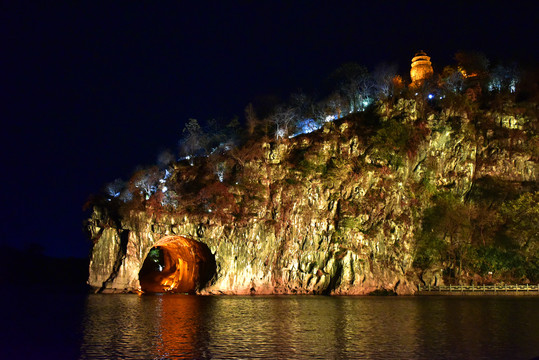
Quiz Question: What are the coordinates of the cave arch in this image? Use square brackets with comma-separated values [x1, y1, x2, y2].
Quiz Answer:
[138, 236, 216, 294]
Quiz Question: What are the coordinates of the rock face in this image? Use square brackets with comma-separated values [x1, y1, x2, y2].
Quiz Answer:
[85, 100, 537, 294]
[138, 236, 216, 293]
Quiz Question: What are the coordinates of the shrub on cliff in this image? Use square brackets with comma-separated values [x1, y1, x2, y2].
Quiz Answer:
[499, 192, 539, 263]
[415, 189, 539, 283]
[370, 115, 430, 168]
[415, 193, 474, 276]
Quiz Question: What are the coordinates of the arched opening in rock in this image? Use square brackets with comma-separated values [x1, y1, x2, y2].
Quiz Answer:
[138, 236, 216, 294]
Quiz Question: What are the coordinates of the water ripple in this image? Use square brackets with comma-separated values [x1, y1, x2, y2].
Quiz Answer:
[78, 295, 539, 360]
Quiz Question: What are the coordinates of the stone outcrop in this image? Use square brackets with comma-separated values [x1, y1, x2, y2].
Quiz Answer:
[85, 100, 537, 294]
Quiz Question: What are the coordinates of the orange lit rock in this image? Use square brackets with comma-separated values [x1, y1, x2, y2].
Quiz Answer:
[138, 236, 216, 293]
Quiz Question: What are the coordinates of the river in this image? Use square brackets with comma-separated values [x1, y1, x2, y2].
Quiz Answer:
[1, 293, 538, 359]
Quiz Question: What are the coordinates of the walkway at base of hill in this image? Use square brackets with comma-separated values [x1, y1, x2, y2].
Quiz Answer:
[417, 283, 539, 295]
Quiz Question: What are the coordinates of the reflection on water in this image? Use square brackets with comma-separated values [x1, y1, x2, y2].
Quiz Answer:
[80, 295, 539, 359]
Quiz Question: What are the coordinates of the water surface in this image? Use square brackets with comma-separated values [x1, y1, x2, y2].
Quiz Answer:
[81, 295, 538, 359]
[2, 294, 538, 359]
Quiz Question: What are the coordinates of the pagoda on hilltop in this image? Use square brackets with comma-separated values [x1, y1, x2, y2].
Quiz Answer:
[410, 50, 433, 87]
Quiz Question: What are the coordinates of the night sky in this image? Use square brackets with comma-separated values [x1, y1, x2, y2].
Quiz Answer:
[2, 2, 537, 258]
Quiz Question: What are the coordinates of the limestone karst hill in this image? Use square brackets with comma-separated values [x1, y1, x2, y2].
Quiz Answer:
[85, 97, 538, 294]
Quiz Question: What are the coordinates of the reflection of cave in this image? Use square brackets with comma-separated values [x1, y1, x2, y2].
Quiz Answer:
[138, 236, 216, 294]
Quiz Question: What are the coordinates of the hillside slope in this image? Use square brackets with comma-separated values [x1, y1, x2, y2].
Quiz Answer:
[85, 98, 538, 294]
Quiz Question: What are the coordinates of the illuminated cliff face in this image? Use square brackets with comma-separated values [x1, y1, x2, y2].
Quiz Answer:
[138, 236, 216, 293]
[410, 51, 433, 86]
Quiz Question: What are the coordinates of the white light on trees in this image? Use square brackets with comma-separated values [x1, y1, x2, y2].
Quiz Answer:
[270, 105, 296, 140]
[105, 178, 124, 198]
[215, 162, 226, 182]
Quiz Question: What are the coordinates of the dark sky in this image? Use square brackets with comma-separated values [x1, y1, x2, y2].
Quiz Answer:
[1, 1, 537, 258]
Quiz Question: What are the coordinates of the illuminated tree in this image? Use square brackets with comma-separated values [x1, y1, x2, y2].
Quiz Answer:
[372, 63, 398, 98]
[287, 92, 318, 135]
[160, 189, 178, 209]
[330, 63, 373, 113]
[119, 189, 133, 203]
[392, 75, 405, 95]
[499, 192, 539, 261]
[323, 92, 345, 120]
[130, 167, 161, 200]
[179, 118, 208, 163]
[289, 91, 309, 118]
[416, 193, 474, 279]
[105, 178, 125, 199]
[441, 66, 465, 93]
[269, 105, 297, 140]
[214, 162, 226, 182]
[290, 91, 326, 130]
[489, 63, 519, 93]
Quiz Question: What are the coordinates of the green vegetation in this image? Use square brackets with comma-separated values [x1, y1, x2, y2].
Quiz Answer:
[146, 248, 163, 266]
[415, 191, 539, 283]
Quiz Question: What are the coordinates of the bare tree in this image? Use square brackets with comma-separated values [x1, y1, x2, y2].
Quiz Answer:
[270, 105, 297, 140]
[323, 92, 345, 120]
[489, 63, 519, 93]
[372, 63, 398, 98]
[356, 74, 376, 110]
[105, 178, 125, 199]
[179, 118, 208, 163]
[131, 167, 161, 200]
[442, 66, 465, 93]
[335, 65, 374, 113]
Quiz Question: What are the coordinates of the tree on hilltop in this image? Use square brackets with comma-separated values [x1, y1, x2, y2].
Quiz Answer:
[269, 105, 297, 140]
[330, 63, 374, 113]
[455, 51, 490, 78]
[179, 118, 208, 163]
[372, 63, 398, 98]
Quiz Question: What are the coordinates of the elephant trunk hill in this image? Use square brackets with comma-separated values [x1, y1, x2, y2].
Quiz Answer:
[85, 98, 538, 294]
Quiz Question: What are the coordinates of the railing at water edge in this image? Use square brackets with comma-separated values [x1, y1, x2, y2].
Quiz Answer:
[418, 283, 539, 293]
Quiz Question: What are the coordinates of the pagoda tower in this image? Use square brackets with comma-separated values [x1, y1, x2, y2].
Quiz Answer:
[410, 50, 433, 87]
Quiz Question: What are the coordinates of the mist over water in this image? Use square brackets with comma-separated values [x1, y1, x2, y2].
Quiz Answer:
[76, 295, 538, 359]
